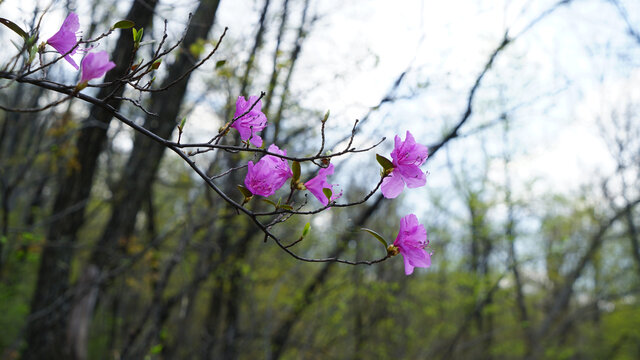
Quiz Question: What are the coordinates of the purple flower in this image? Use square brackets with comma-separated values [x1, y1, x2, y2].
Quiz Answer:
[305, 164, 342, 206]
[232, 95, 268, 147]
[80, 51, 116, 83]
[47, 12, 81, 69]
[393, 214, 430, 275]
[245, 144, 293, 197]
[381, 131, 429, 199]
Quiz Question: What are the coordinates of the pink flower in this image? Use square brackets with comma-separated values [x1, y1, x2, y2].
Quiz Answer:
[245, 144, 293, 197]
[381, 130, 429, 199]
[47, 12, 81, 69]
[394, 214, 430, 275]
[80, 51, 116, 83]
[305, 164, 342, 206]
[232, 95, 268, 147]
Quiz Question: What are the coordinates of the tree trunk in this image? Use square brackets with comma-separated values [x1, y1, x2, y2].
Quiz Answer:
[66, 0, 221, 358]
[22, 2, 159, 358]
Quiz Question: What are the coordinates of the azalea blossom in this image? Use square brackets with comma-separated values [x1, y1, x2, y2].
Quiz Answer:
[245, 144, 293, 197]
[47, 12, 81, 69]
[305, 164, 342, 206]
[232, 95, 268, 147]
[80, 51, 116, 84]
[381, 130, 429, 199]
[393, 214, 430, 275]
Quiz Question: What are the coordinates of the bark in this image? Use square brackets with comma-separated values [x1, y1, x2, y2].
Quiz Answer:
[201, 226, 253, 359]
[202, 275, 226, 359]
[625, 205, 640, 275]
[0, 85, 45, 269]
[119, 219, 193, 360]
[220, 237, 252, 359]
[91, 0, 221, 270]
[22, 2, 159, 359]
[353, 240, 365, 360]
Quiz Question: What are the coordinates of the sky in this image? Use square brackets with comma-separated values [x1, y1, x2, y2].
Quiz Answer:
[1, 0, 638, 200]
[286, 0, 638, 194]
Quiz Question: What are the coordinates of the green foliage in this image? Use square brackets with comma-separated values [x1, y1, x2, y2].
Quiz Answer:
[322, 187, 332, 202]
[291, 161, 301, 182]
[0, 17, 27, 39]
[376, 154, 394, 175]
[132, 27, 143, 48]
[189, 38, 206, 58]
[360, 227, 388, 247]
[302, 222, 311, 238]
[112, 20, 135, 30]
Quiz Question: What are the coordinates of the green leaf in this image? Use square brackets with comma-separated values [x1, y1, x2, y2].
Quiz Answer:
[237, 184, 253, 199]
[150, 344, 163, 355]
[376, 154, 394, 172]
[179, 117, 186, 130]
[360, 228, 388, 247]
[132, 27, 144, 46]
[215, 60, 226, 69]
[151, 60, 161, 70]
[27, 34, 37, 47]
[278, 204, 293, 211]
[22, 232, 35, 242]
[292, 161, 301, 182]
[322, 188, 332, 202]
[262, 198, 277, 207]
[28, 44, 37, 63]
[0, 17, 28, 39]
[112, 20, 135, 29]
[189, 42, 205, 57]
[302, 222, 311, 238]
[322, 109, 330, 123]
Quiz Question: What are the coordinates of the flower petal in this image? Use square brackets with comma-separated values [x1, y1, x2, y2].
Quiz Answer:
[396, 164, 426, 188]
[394, 214, 430, 275]
[400, 213, 420, 231]
[61, 12, 80, 32]
[403, 255, 415, 275]
[305, 164, 338, 206]
[47, 13, 81, 69]
[232, 95, 268, 146]
[246, 95, 263, 112]
[409, 249, 431, 268]
[381, 173, 405, 199]
[249, 134, 263, 147]
[234, 96, 249, 117]
[80, 51, 115, 83]
[244, 145, 292, 197]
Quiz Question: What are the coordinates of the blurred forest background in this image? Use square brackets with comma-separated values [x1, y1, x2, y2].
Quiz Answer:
[1, 0, 640, 359]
